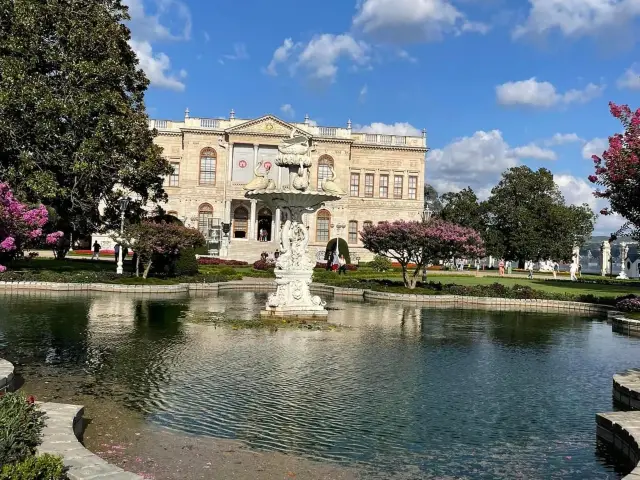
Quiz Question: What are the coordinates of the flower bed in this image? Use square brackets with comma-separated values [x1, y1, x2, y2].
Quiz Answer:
[313, 262, 358, 271]
[197, 257, 248, 266]
[0, 392, 66, 478]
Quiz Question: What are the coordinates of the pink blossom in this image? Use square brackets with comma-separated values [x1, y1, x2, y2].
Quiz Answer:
[46, 231, 63, 244]
[587, 175, 598, 183]
[0, 265, 6, 273]
[0, 237, 16, 251]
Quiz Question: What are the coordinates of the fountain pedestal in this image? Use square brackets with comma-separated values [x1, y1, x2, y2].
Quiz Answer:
[245, 192, 339, 318]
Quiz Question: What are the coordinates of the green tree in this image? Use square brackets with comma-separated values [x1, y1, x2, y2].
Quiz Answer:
[439, 187, 485, 232]
[0, 0, 171, 236]
[485, 166, 595, 266]
[423, 184, 443, 215]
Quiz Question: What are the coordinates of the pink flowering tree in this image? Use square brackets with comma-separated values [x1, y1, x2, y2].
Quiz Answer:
[589, 102, 640, 232]
[0, 182, 63, 272]
[360, 220, 485, 289]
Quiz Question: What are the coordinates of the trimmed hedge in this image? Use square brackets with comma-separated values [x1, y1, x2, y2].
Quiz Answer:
[0, 453, 66, 480]
[0, 393, 45, 466]
[174, 248, 199, 276]
[198, 258, 248, 266]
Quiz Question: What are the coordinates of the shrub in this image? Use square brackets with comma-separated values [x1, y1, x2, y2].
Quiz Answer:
[0, 393, 46, 465]
[218, 267, 237, 276]
[197, 258, 248, 266]
[174, 248, 198, 276]
[617, 296, 640, 313]
[194, 245, 209, 255]
[252, 259, 274, 271]
[369, 255, 392, 272]
[0, 453, 66, 480]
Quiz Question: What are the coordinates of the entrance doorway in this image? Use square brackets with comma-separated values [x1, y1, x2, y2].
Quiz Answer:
[257, 207, 272, 241]
[233, 206, 249, 239]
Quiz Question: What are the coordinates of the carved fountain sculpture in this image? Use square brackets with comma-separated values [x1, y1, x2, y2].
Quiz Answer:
[244, 128, 343, 318]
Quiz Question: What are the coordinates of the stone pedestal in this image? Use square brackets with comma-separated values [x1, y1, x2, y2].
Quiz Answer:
[261, 270, 327, 318]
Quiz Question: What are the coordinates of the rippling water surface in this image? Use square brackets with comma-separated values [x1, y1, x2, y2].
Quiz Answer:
[0, 290, 637, 478]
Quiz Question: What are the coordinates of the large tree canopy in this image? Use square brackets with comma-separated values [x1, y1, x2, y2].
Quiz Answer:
[423, 184, 443, 216]
[485, 166, 595, 263]
[0, 0, 171, 235]
[589, 102, 640, 235]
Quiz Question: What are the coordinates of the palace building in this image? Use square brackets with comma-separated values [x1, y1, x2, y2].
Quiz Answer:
[148, 109, 427, 262]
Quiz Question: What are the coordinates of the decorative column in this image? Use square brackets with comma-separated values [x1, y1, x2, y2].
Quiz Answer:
[618, 242, 629, 279]
[249, 200, 257, 241]
[227, 143, 234, 181]
[601, 241, 611, 277]
[224, 200, 231, 223]
[275, 208, 281, 245]
[253, 144, 259, 170]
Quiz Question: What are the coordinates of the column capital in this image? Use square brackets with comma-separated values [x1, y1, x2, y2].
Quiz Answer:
[253, 143, 260, 149]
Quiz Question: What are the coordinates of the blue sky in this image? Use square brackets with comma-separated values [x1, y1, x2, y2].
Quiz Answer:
[125, 0, 640, 234]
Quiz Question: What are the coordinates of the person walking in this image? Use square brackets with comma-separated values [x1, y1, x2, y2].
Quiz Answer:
[91, 241, 101, 260]
[577, 263, 582, 279]
[506, 260, 512, 275]
[338, 254, 347, 275]
[552, 261, 559, 279]
[527, 262, 534, 280]
[332, 250, 339, 272]
[499, 259, 505, 276]
[114, 243, 120, 262]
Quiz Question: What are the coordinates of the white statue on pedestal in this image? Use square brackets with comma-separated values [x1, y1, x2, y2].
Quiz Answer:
[618, 242, 629, 279]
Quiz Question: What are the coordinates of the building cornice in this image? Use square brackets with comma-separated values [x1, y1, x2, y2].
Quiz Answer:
[352, 143, 428, 153]
[156, 131, 182, 137]
[312, 137, 354, 144]
[180, 128, 224, 136]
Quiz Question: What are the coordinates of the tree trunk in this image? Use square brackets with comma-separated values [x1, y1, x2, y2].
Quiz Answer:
[401, 265, 418, 289]
[143, 261, 152, 279]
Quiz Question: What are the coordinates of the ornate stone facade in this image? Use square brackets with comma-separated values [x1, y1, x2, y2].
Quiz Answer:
[151, 111, 427, 262]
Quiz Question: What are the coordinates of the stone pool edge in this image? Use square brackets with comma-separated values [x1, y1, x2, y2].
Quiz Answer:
[596, 312, 640, 479]
[0, 279, 612, 314]
[0, 357, 14, 392]
[37, 402, 143, 479]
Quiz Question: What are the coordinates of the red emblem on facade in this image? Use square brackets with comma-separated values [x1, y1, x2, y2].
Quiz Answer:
[264, 161, 272, 170]
[238, 160, 247, 168]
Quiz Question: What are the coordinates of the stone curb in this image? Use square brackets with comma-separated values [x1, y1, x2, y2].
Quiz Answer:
[0, 279, 612, 313]
[0, 358, 14, 392]
[596, 411, 640, 479]
[37, 402, 142, 480]
[610, 311, 640, 338]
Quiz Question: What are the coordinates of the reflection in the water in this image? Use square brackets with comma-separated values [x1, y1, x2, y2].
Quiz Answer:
[0, 290, 635, 479]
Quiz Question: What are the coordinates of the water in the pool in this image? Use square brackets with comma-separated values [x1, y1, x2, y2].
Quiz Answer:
[0, 290, 636, 478]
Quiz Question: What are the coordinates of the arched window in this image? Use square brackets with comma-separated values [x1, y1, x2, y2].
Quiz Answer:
[348, 220, 358, 244]
[317, 155, 334, 190]
[363, 221, 373, 229]
[198, 203, 213, 232]
[316, 209, 331, 242]
[199, 147, 217, 185]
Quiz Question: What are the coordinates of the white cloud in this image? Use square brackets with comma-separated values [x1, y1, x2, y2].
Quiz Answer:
[617, 64, 640, 90]
[223, 43, 249, 61]
[554, 174, 624, 234]
[124, 0, 192, 41]
[354, 122, 422, 136]
[496, 77, 604, 108]
[511, 143, 557, 160]
[123, 0, 190, 91]
[280, 104, 295, 118]
[544, 133, 583, 145]
[294, 34, 370, 82]
[427, 130, 519, 196]
[129, 39, 185, 91]
[359, 84, 368, 102]
[513, 0, 640, 39]
[398, 49, 418, 63]
[582, 137, 608, 159]
[265, 38, 296, 76]
[352, 0, 489, 42]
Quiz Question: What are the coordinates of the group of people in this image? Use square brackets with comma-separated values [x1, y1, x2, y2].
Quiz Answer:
[92, 241, 131, 262]
[495, 258, 582, 280]
[326, 251, 348, 274]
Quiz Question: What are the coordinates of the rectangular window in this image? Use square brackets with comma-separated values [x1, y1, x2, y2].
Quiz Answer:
[317, 218, 330, 242]
[200, 156, 216, 185]
[348, 221, 358, 244]
[408, 176, 417, 200]
[379, 175, 389, 198]
[364, 174, 374, 198]
[350, 173, 360, 197]
[168, 162, 180, 187]
[394, 175, 403, 199]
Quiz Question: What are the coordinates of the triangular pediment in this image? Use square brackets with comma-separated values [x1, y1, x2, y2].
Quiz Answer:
[225, 115, 311, 137]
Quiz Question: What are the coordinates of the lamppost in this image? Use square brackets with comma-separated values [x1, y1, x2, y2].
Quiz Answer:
[608, 232, 616, 279]
[116, 197, 130, 275]
[421, 204, 432, 282]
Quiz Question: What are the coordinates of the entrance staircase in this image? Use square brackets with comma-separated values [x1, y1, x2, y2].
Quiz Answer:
[227, 240, 278, 263]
